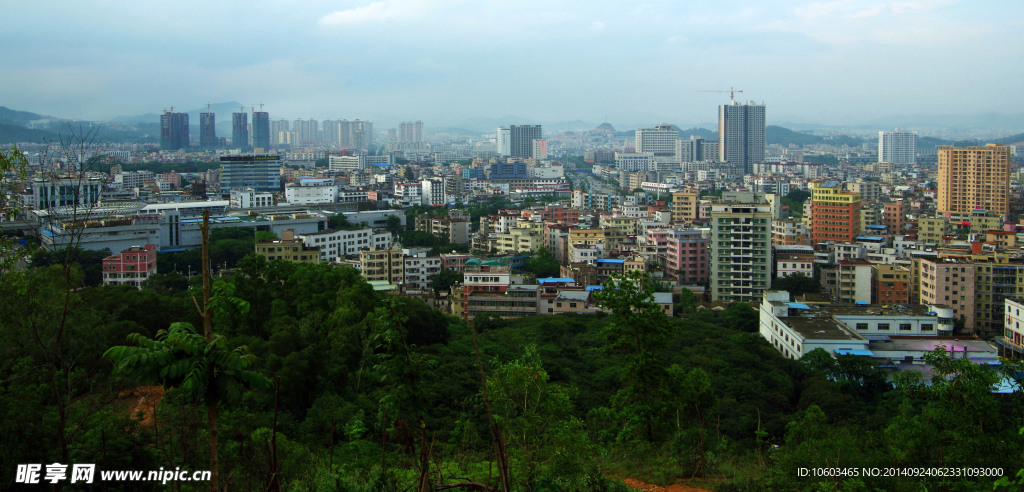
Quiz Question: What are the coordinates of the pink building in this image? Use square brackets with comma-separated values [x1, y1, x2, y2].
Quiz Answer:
[664, 230, 708, 284]
[102, 244, 157, 289]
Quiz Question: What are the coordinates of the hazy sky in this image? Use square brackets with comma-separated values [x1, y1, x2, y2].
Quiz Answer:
[3, 0, 1022, 128]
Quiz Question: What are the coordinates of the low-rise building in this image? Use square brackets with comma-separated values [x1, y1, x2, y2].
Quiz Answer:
[255, 230, 321, 264]
[102, 244, 157, 289]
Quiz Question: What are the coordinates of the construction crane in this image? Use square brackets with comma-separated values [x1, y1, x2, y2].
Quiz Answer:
[699, 87, 743, 103]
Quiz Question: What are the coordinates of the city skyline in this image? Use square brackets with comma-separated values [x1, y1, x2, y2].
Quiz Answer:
[2, 1, 1022, 129]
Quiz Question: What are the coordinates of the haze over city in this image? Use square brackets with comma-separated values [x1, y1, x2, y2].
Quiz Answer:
[3, 0, 1023, 129]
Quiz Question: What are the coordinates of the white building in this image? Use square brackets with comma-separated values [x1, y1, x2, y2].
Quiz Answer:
[421, 178, 446, 206]
[229, 188, 274, 209]
[299, 228, 393, 262]
[329, 155, 366, 172]
[285, 178, 338, 204]
[635, 124, 679, 162]
[878, 129, 918, 165]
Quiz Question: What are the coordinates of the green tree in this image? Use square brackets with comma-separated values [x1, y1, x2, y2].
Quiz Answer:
[524, 246, 561, 279]
[430, 269, 464, 296]
[106, 212, 271, 492]
[771, 273, 819, 297]
[592, 270, 673, 442]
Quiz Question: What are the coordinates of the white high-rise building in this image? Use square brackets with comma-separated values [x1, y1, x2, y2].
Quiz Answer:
[635, 123, 679, 163]
[718, 101, 766, 174]
[496, 126, 511, 156]
[399, 121, 424, 143]
[878, 129, 918, 165]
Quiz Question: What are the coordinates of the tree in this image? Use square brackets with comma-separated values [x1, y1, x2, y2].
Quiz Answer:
[592, 270, 673, 442]
[430, 269, 464, 296]
[106, 212, 271, 492]
[524, 246, 560, 279]
[771, 273, 819, 297]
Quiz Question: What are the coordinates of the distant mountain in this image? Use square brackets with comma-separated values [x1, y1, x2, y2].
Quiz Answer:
[767, 125, 827, 146]
[677, 127, 715, 139]
[0, 106, 52, 126]
[992, 132, 1024, 145]
[0, 123, 58, 144]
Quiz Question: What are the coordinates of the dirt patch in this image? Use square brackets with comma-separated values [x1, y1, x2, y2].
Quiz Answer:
[120, 385, 164, 428]
[623, 477, 713, 492]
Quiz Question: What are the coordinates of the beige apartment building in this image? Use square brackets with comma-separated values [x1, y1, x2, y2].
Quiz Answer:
[937, 144, 1010, 218]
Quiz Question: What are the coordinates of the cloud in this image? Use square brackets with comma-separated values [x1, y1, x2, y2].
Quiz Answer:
[318, 0, 424, 26]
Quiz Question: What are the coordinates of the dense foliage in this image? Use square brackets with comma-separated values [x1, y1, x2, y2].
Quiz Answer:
[0, 249, 1022, 490]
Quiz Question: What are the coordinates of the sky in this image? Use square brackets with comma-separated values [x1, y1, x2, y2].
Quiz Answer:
[3, 0, 1023, 130]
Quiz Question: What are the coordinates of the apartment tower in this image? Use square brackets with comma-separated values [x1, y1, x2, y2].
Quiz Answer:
[937, 144, 1011, 218]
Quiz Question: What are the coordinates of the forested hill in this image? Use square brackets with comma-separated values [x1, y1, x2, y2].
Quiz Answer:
[0, 248, 1022, 490]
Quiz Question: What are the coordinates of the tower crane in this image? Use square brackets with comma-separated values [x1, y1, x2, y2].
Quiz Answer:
[698, 87, 744, 103]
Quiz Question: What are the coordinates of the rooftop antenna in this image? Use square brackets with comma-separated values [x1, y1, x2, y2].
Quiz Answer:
[698, 86, 744, 103]
[206, 103, 211, 112]
[258, 102, 264, 111]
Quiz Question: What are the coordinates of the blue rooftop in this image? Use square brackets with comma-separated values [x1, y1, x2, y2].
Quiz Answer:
[856, 236, 885, 241]
[835, 349, 874, 356]
[597, 258, 625, 264]
[537, 277, 574, 284]
[586, 285, 604, 291]
[866, 225, 887, 229]
[786, 302, 811, 309]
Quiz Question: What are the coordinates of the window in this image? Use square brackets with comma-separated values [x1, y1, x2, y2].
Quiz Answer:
[922, 324, 934, 331]
[856, 323, 868, 330]
[878, 323, 890, 331]
[899, 323, 912, 331]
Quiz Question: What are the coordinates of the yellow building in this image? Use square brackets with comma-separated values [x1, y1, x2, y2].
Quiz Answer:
[255, 230, 320, 264]
[937, 144, 1011, 218]
[671, 190, 700, 225]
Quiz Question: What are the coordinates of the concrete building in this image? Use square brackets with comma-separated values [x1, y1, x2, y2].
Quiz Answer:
[229, 188, 274, 209]
[1001, 299, 1024, 358]
[718, 100, 766, 174]
[101, 244, 157, 288]
[919, 258, 976, 334]
[710, 198, 773, 303]
[635, 124, 679, 162]
[255, 230, 321, 264]
[810, 180, 862, 245]
[299, 228, 393, 262]
[878, 129, 918, 165]
[160, 111, 189, 151]
[232, 112, 249, 149]
[285, 178, 338, 204]
[937, 144, 1011, 218]
[219, 154, 281, 194]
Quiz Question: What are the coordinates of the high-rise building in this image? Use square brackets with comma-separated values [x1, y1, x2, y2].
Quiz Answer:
[252, 111, 270, 151]
[678, 135, 714, 163]
[160, 111, 189, 151]
[219, 154, 282, 194]
[399, 120, 423, 143]
[271, 119, 290, 145]
[509, 125, 542, 159]
[810, 180, 862, 245]
[322, 120, 340, 145]
[232, 112, 249, 149]
[634, 124, 675, 161]
[718, 101, 766, 173]
[878, 129, 918, 165]
[710, 197, 773, 303]
[937, 144, 1011, 218]
[199, 112, 216, 148]
[293, 119, 319, 145]
[350, 119, 373, 150]
[635, 124, 678, 161]
[496, 126, 511, 156]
